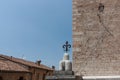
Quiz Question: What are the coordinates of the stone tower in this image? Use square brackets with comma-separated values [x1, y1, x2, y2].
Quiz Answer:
[73, 0, 120, 76]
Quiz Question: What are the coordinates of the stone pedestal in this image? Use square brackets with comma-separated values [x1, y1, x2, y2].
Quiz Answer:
[45, 71, 75, 80]
[59, 53, 72, 71]
[46, 52, 74, 80]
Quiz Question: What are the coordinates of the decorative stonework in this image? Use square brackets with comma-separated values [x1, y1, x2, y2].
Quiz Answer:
[73, 0, 120, 76]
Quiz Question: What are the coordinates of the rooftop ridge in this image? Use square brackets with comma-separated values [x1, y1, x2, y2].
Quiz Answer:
[0, 54, 53, 71]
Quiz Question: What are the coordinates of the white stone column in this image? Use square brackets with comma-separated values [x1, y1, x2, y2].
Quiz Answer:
[63, 53, 69, 60]
[59, 52, 72, 71]
[59, 60, 65, 71]
[65, 60, 72, 71]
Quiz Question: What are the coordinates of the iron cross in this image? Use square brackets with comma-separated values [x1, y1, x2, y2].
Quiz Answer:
[63, 41, 71, 52]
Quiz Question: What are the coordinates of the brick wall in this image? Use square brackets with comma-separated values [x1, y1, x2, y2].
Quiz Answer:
[0, 72, 31, 80]
[73, 0, 120, 76]
[0, 69, 53, 80]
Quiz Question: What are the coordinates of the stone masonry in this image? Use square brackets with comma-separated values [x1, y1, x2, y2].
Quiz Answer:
[73, 0, 120, 76]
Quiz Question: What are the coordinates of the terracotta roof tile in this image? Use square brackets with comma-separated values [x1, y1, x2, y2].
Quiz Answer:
[0, 59, 29, 72]
[0, 54, 53, 71]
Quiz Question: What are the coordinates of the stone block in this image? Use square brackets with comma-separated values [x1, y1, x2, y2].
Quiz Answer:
[73, 0, 120, 76]
[53, 71, 74, 76]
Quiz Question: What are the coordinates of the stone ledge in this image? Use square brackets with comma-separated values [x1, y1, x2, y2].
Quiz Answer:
[53, 71, 74, 76]
[46, 75, 120, 80]
[46, 75, 75, 80]
[83, 76, 120, 80]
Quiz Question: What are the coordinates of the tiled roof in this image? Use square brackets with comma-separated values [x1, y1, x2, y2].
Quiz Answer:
[0, 58, 29, 72]
[0, 54, 53, 72]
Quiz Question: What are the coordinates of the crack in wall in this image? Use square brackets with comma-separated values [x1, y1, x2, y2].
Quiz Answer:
[97, 13, 114, 37]
[77, 4, 115, 74]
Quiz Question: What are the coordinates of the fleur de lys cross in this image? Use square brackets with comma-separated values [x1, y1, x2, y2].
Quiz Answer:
[63, 41, 71, 53]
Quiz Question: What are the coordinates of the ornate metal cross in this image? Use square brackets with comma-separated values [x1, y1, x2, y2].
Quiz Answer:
[63, 41, 71, 52]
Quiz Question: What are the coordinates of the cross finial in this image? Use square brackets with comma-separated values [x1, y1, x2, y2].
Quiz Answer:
[62, 41, 71, 53]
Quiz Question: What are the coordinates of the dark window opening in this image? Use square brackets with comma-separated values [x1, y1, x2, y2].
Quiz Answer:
[98, 3, 104, 12]
[0, 76, 3, 80]
[19, 77, 24, 80]
[42, 74, 45, 80]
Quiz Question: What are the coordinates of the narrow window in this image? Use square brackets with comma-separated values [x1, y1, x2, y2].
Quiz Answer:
[0, 76, 3, 80]
[19, 77, 24, 80]
[98, 3, 104, 12]
[42, 74, 45, 80]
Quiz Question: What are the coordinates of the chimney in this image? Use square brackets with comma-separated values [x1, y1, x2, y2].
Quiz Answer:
[36, 60, 41, 66]
[52, 66, 55, 70]
[11, 56, 13, 59]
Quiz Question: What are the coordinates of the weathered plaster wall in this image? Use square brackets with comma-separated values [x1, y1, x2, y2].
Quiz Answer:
[73, 0, 120, 76]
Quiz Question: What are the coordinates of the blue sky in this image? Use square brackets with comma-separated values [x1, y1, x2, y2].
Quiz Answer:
[0, 0, 72, 69]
